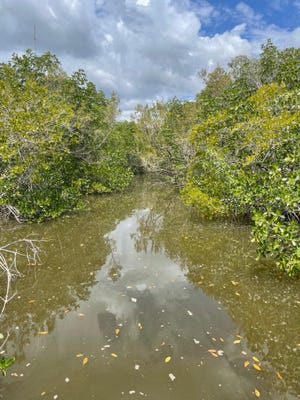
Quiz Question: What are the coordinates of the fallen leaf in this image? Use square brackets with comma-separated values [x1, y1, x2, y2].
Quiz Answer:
[233, 340, 241, 344]
[65, 377, 70, 383]
[235, 292, 240, 296]
[252, 356, 260, 362]
[164, 356, 171, 363]
[219, 337, 224, 342]
[193, 338, 200, 344]
[241, 351, 247, 355]
[187, 310, 193, 316]
[28, 300, 36, 303]
[276, 371, 283, 380]
[253, 363, 261, 371]
[231, 281, 239, 286]
[41, 392, 46, 396]
[82, 357, 88, 366]
[76, 354, 84, 358]
[244, 361, 250, 368]
[208, 349, 217, 353]
[254, 388, 260, 397]
[210, 352, 218, 357]
[138, 323, 143, 330]
[168, 373, 176, 381]
[134, 364, 140, 370]
[38, 331, 48, 335]
[217, 350, 224, 356]
[115, 328, 120, 335]
[78, 313, 85, 317]
[111, 353, 118, 358]
[131, 297, 137, 303]
[236, 335, 243, 339]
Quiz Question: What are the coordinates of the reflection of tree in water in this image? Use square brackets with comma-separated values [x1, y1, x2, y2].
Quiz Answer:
[129, 179, 300, 397]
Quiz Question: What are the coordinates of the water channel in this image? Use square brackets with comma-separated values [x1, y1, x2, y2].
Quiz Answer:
[0, 176, 299, 399]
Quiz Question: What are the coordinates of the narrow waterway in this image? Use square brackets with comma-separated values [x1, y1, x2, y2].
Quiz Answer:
[0, 176, 299, 400]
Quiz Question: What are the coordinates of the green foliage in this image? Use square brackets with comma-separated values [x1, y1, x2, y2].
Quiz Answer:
[0, 356, 15, 376]
[0, 50, 139, 221]
[184, 41, 300, 275]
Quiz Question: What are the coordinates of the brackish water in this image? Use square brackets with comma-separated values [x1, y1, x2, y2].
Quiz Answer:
[0, 176, 299, 400]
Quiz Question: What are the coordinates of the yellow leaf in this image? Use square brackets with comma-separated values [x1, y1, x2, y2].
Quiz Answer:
[233, 340, 241, 344]
[76, 354, 84, 358]
[235, 292, 240, 296]
[111, 353, 118, 358]
[210, 352, 218, 358]
[78, 313, 85, 317]
[236, 335, 243, 339]
[219, 337, 224, 342]
[164, 356, 171, 363]
[253, 364, 261, 371]
[38, 331, 48, 335]
[244, 361, 250, 367]
[115, 328, 120, 335]
[28, 300, 36, 303]
[254, 388, 260, 397]
[82, 357, 88, 366]
[241, 351, 247, 355]
[252, 356, 260, 362]
[276, 371, 283, 380]
[208, 349, 217, 353]
[138, 323, 143, 330]
[231, 281, 239, 286]
[41, 392, 46, 396]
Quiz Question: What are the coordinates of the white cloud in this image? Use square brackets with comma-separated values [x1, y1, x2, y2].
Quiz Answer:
[0, 0, 299, 118]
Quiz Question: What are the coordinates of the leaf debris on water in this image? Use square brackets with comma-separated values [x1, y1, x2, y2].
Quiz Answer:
[76, 354, 84, 358]
[233, 339, 241, 344]
[244, 361, 250, 368]
[38, 331, 48, 335]
[164, 356, 171, 363]
[134, 364, 140, 370]
[253, 363, 261, 371]
[187, 310, 193, 316]
[276, 371, 283, 380]
[131, 297, 137, 303]
[111, 353, 118, 358]
[193, 338, 200, 344]
[168, 373, 176, 381]
[254, 388, 261, 397]
[82, 357, 88, 366]
[115, 328, 120, 335]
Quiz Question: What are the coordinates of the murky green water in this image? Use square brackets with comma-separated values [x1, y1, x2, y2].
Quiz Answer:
[0, 176, 299, 400]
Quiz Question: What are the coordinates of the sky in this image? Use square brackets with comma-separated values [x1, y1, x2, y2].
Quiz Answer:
[0, 0, 299, 118]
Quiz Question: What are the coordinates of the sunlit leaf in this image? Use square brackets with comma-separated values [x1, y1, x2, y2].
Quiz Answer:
[28, 300, 36, 303]
[244, 361, 250, 367]
[38, 331, 48, 335]
[76, 354, 84, 358]
[187, 310, 193, 316]
[253, 363, 261, 371]
[193, 338, 200, 344]
[138, 323, 143, 330]
[168, 373, 176, 381]
[233, 340, 241, 344]
[134, 364, 140, 370]
[252, 356, 260, 362]
[276, 371, 283, 380]
[82, 357, 88, 366]
[164, 356, 171, 363]
[111, 353, 118, 358]
[40, 392, 46, 396]
[219, 337, 224, 342]
[78, 313, 85, 317]
[115, 328, 120, 335]
[131, 297, 137, 303]
[217, 350, 224, 356]
[208, 349, 217, 353]
[231, 281, 239, 286]
[254, 388, 260, 397]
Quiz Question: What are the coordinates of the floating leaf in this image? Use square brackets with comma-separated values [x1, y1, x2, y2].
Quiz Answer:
[244, 361, 250, 368]
[231, 281, 239, 286]
[82, 357, 88, 366]
[38, 331, 48, 335]
[187, 310, 193, 316]
[253, 363, 261, 371]
[217, 350, 224, 356]
[76, 354, 83, 358]
[252, 356, 260, 362]
[193, 338, 200, 344]
[138, 323, 143, 330]
[78, 313, 85, 317]
[254, 388, 260, 397]
[41, 392, 46, 396]
[168, 373, 176, 381]
[208, 349, 217, 353]
[134, 364, 140, 370]
[65, 377, 70, 383]
[219, 337, 224, 342]
[111, 353, 118, 358]
[164, 356, 171, 363]
[131, 297, 137, 303]
[241, 351, 247, 355]
[115, 328, 120, 335]
[233, 340, 241, 344]
[0, 334, 4, 340]
[28, 300, 36, 303]
[276, 371, 283, 380]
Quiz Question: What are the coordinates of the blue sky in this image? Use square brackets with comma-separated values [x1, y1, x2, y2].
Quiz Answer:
[0, 0, 299, 118]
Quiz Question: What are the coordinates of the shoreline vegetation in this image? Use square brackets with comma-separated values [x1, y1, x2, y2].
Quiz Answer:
[0, 40, 299, 277]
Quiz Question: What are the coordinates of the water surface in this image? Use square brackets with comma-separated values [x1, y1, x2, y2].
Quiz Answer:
[0, 176, 299, 399]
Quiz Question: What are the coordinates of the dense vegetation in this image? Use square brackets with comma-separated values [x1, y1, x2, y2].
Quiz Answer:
[0, 41, 299, 274]
[0, 50, 140, 221]
[135, 41, 300, 275]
